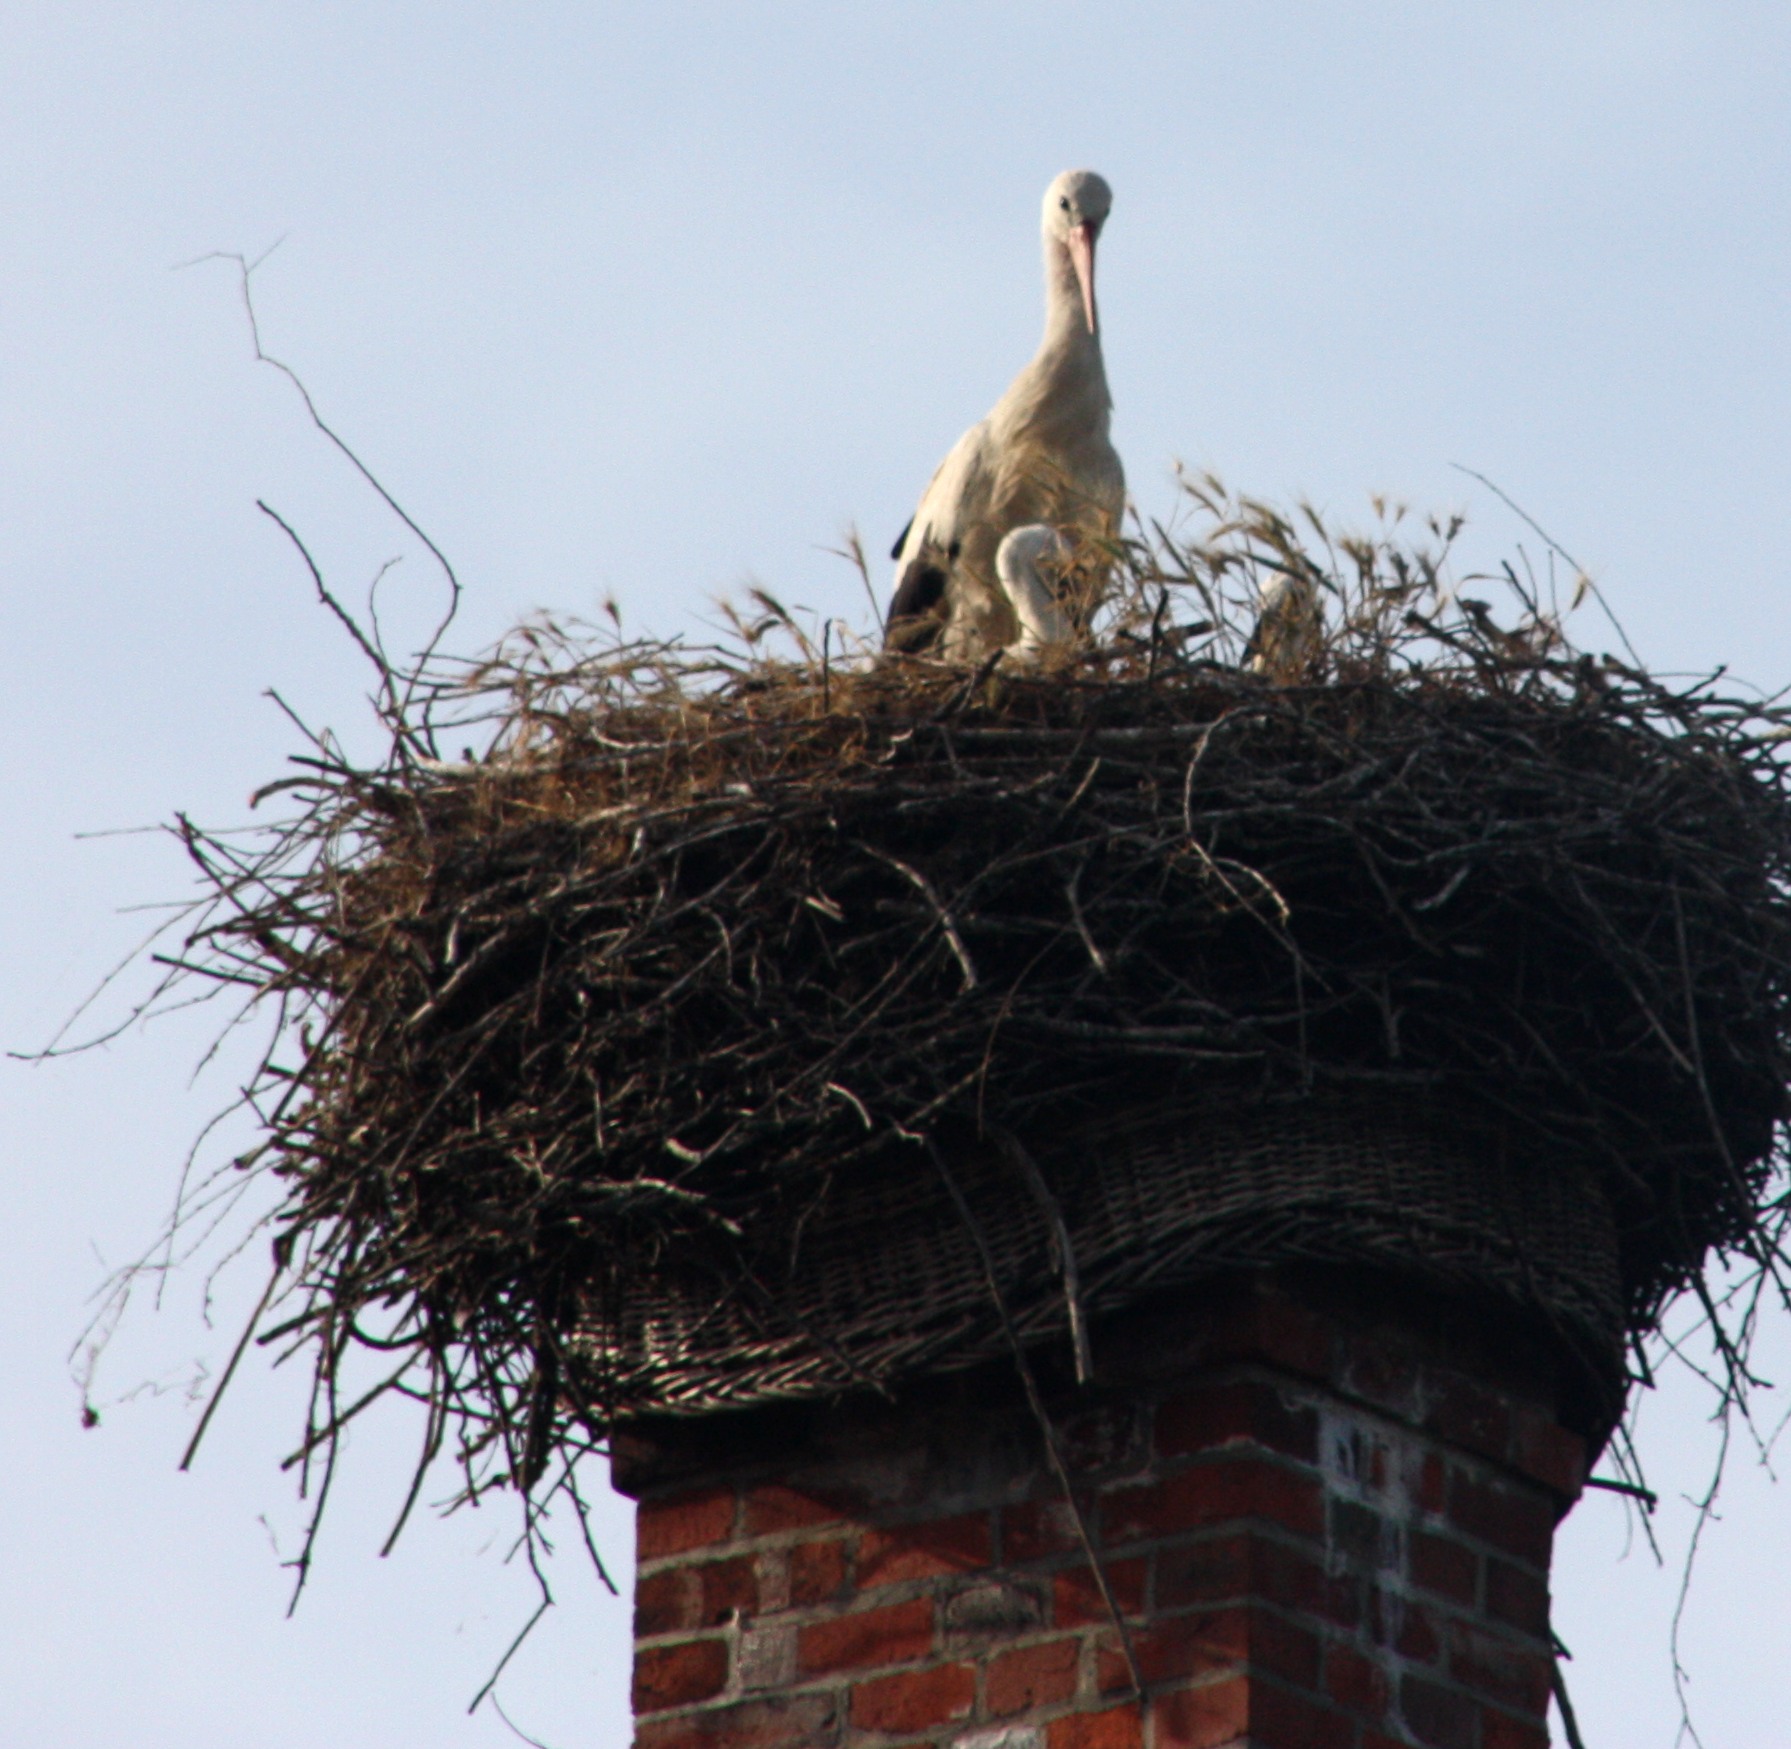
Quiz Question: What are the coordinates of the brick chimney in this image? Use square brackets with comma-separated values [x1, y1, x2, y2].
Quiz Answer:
[612, 1270, 1589, 1749]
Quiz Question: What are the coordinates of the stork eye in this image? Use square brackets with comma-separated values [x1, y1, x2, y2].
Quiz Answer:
[1058, 196, 1071, 211]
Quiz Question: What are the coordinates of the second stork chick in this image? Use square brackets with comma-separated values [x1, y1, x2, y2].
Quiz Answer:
[995, 524, 1074, 661]
[1244, 572, 1325, 683]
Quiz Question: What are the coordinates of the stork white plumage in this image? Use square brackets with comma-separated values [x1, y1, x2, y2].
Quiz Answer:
[1245, 572, 1324, 683]
[884, 171, 1125, 658]
[994, 524, 1073, 660]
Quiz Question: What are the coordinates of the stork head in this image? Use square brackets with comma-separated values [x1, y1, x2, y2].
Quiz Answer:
[1042, 170, 1112, 335]
[998, 523, 1073, 586]
[997, 524, 1076, 656]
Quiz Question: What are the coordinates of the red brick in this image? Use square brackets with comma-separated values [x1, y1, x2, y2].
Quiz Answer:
[788, 1536, 847, 1606]
[1150, 1676, 1250, 1748]
[1400, 1673, 1478, 1749]
[1230, 1285, 1334, 1379]
[1482, 1705, 1551, 1749]
[1153, 1530, 1356, 1628]
[1099, 1610, 1247, 1692]
[1447, 1622, 1551, 1716]
[632, 1637, 728, 1713]
[1251, 1610, 1323, 1688]
[1341, 1344, 1421, 1420]
[1004, 1496, 1081, 1562]
[849, 1662, 976, 1732]
[1409, 1529, 1478, 1606]
[742, 1483, 847, 1537]
[988, 1636, 1082, 1715]
[1250, 1682, 1355, 1748]
[938, 1574, 1047, 1640]
[1364, 1435, 1392, 1492]
[634, 1695, 836, 1749]
[1255, 1535, 1360, 1629]
[697, 1556, 757, 1626]
[1061, 1403, 1146, 1473]
[797, 1596, 933, 1675]
[1102, 1457, 1324, 1546]
[1157, 1378, 1319, 1464]
[635, 1566, 699, 1637]
[857, 1513, 991, 1589]
[1099, 1607, 1320, 1695]
[639, 1487, 735, 1561]
[1447, 1470, 1553, 1568]
[1416, 1451, 1447, 1514]
[1048, 1702, 1145, 1749]
[1423, 1372, 1512, 1464]
[1484, 1557, 1549, 1636]
[625, 1298, 1577, 1749]
[1509, 1406, 1586, 1499]
[1325, 1642, 1391, 1715]
[1053, 1558, 1147, 1628]
[1396, 1600, 1442, 1665]
[1154, 1531, 1251, 1608]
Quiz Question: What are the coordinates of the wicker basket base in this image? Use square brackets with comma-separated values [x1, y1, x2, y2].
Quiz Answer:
[575, 1093, 1623, 1419]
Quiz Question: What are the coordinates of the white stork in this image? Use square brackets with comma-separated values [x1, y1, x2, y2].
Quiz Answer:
[884, 170, 1125, 658]
[1244, 572, 1324, 682]
[995, 524, 1074, 660]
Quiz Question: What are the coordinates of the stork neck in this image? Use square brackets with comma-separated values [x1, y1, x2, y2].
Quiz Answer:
[1013, 248, 1103, 446]
[1039, 234, 1103, 366]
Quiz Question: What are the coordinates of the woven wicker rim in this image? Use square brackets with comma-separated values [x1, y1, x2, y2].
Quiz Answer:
[575, 1092, 1622, 1418]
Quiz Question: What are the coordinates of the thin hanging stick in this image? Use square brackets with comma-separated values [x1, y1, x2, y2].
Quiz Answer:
[179, 1262, 282, 1471]
[925, 1135, 1145, 1705]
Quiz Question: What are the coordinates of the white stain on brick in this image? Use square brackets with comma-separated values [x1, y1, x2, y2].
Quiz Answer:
[1315, 1397, 1431, 1742]
[1319, 1402, 1414, 1506]
[952, 1727, 1044, 1749]
[753, 1547, 792, 1614]
[734, 1623, 796, 1691]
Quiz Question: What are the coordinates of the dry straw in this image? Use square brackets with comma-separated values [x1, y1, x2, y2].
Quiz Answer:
[90, 474, 1791, 1581]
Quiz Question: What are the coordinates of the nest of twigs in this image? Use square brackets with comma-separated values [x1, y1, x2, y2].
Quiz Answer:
[137, 479, 1791, 1519]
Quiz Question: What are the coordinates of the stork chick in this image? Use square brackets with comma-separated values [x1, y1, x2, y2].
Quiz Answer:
[995, 524, 1073, 661]
[885, 170, 1125, 659]
[1244, 572, 1324, 683]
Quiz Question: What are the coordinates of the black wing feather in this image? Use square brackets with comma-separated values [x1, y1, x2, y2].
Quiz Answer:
[883, 555, 949, 653]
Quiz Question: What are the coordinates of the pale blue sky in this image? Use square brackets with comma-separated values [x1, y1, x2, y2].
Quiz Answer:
[6, 6, 1791, 1744]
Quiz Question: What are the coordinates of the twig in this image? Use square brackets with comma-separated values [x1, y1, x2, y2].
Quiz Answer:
[989, 1123, 1093, 1386]
[191, 248, 464, 672]
[1551, 1633, 1590, 1749]
[1669, 1404, 1731, 1749]
[179, 1262, 282, 1472]
[925, 1136, 1145, 1706]
[861, 845, 979, 991]
[1582, 1475, 1659, 1510]
[1450, 462, 1642, 669]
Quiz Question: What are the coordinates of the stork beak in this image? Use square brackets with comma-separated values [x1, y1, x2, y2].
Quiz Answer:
[1068, 222, 1098, 334]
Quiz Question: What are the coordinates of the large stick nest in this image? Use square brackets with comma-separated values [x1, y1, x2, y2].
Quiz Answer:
[150, 482, 1791, 1506]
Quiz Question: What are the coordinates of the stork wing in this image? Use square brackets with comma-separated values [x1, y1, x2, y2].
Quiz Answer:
[892, 420, 994, 571]
[884, 420, 999, 652]
[883, 553, 949, 652]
